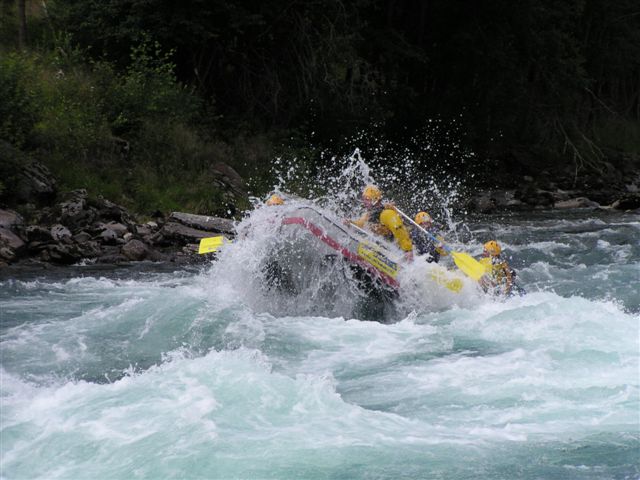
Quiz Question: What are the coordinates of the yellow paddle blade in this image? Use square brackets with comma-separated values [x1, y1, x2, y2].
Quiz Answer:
[198, 236, 229, 254]
[430, 268, 464, 293]
[451, 251, 486, 281]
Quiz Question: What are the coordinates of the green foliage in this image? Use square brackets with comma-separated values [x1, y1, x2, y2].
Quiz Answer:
[0, 38, 240, 215]
[33, 63, 111, 157]
[0, 141, 27, 202]
[0, 54, 38, 147]
[101, 38, 201, 135]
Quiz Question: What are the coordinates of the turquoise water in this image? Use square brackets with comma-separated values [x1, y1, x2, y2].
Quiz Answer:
[1, 210, 638, 479]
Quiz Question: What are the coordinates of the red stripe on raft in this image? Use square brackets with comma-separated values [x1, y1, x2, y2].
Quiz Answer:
[282, 217, 400, 289]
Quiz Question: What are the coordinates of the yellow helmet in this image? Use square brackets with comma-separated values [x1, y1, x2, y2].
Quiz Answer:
[362, 185, 382, 203]
[414, 211, 432, 225]
[483, 240, 502, 256]
[266, 194, 284, 206]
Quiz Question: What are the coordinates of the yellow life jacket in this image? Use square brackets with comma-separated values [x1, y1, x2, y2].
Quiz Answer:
[350, 205, 412, 252]
[479, 257, 512, 293]
[379, 208, 413, 252]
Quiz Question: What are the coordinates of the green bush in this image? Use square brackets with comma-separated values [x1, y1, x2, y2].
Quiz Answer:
[0, 54, 38, 147]
[97, 39, 202, 136]
[0, 39, 276, 216]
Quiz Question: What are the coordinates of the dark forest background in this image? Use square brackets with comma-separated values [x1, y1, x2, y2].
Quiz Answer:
[1, 0, 639, 215]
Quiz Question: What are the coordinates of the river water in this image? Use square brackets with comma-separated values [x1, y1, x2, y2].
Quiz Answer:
[1, 208, 638, 479]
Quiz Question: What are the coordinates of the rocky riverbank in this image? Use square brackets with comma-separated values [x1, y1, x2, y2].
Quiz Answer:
[465, 149, 640, 214]
[0, 189, 236, 268]
[0, 159, 242, 268]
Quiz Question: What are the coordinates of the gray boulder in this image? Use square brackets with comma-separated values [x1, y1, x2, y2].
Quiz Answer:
[0, 209, 24, 229]
[99, 229, 118, 244]
[158, 221, 217, 244]
[72, 231, 92, 243]
[59, 189, 94, 228]
[24, 225, 53, 243]
[610, 193, 640, 211]
[211, 162, 248, 200]
[0, 246, 16, 262]
[51, 224, 72, 242]
[14, 162, 57, 205]
[90, 196, 135, 225]
[168, 212, 234, 234]
[106, 222, 128, 236]
[468, 192, 496, 213]
[554, 197, 600, 209]
[39, 244, 83, 264]
[121, 239, 149, 261]
[0, 226, 25, 251]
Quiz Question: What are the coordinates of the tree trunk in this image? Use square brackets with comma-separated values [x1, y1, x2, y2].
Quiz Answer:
[18, 0, 27, 49]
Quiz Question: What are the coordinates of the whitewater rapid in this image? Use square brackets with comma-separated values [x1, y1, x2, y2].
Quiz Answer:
[1, 210, 638, 479]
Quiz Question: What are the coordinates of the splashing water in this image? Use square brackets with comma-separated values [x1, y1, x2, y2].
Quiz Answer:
[1, 154, 638, 479]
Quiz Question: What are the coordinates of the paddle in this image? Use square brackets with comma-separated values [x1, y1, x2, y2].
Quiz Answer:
[198, 236, 230, 254]
[394, 207, 486, 281]
[430, 267, 464, 293]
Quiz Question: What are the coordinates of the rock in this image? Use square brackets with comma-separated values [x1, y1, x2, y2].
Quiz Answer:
[72, 231, 92, 244]
[121, 239, 149, 261]
[24, 225, 53, 243]
[551, 189, 578, 202]
[554, 197, 600, 209]
[211, 162, 248, 200]
[489, 190, 519, 209]
[168, 212, 235, 234]
[27, 241, 51, 254]
[14, 162, 57, 205]
[158, 221, 215, 244]
[468, 192, 495, 213]
[39, 244, 82, 264]
[99, 229, 118, 244]
[136, 225, 152, 236]
[183, 243, 199, 254]
[76, 241, 101, 259]
[0, 226, 25, 251]
[102, 222, 128, 237]
[610, 193, 640, 211]
[0, 247, 16, 261]
[91, 196, 135, 224]
[0, 209, 24, 229]
[50, 224, 72, 242]
[123, 232, 134, 242]
[522, 189, 555, 207]
[59, 189, 89, 228]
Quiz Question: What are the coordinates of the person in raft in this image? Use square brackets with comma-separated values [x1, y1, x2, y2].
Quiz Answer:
[410, 211, 447, 264]
[478, 240, 518, 296]
[266, 194, 284, 206]
[347, 184, 413, 259]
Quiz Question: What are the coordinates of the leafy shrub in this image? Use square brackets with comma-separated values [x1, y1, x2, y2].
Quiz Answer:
[0, 54, 37, 147]
[98, 38, 202, 135]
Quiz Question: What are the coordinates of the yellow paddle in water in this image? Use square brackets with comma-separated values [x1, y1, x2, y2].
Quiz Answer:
[430, 267, 464, 292]
[198, 236, 230, 254]
[395, 208, 486, 281]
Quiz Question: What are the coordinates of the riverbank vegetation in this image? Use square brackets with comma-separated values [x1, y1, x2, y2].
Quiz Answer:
[1, 0, 638, 215]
